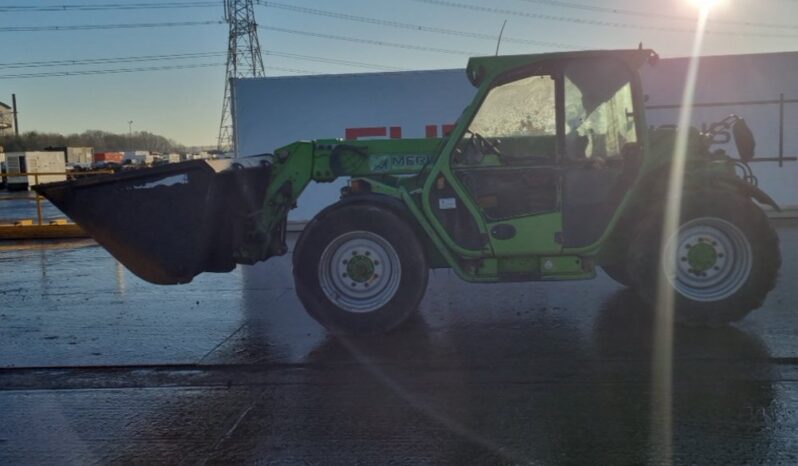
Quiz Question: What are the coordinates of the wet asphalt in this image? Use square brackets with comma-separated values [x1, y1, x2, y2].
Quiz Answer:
[0, 193, 64, 224]
[0, 223, 797, 465]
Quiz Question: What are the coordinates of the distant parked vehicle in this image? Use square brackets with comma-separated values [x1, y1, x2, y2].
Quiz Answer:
[91, 161, 123, 173]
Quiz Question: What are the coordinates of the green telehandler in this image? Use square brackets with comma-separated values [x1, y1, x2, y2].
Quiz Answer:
[36, 48, 781, 334]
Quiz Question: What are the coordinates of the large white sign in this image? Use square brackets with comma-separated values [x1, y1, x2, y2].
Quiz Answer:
[234, 52, 797, 220]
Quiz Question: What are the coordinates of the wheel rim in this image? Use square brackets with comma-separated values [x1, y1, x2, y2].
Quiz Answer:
[318, 231, 402, 313]
[663, 217, 753, 302]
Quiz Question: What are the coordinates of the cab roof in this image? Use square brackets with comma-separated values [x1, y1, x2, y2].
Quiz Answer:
[465, 48, 658, 87]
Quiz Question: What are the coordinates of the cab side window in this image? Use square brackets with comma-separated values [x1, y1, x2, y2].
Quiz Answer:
[455, 75, 557, 166]
[564, 60, 637, 161]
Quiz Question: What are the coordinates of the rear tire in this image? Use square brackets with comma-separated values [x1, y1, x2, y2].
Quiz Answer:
[293, 204, 429, 335]
[627, 193, 780, 326]
[602, 264, 632, 287]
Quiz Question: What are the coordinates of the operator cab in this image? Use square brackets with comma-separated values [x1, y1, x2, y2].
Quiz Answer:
[429, 50, 650, 253]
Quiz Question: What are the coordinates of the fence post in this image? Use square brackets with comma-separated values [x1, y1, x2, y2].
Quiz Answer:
[779, 93, 785, 168]
[34, 173, 43, 226]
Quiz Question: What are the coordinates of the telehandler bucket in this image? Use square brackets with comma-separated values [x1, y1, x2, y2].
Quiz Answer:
[34, 158, 272, 285]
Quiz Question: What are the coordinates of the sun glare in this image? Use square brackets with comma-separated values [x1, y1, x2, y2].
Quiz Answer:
[690, 0, 723, 10]
[650, 4, 714, 464]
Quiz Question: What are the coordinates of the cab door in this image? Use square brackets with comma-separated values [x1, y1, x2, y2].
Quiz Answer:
[559, 58, 643, 248]
[423, 70, 565, 257]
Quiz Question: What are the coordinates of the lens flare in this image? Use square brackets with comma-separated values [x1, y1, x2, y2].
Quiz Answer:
[650, 6, 712, 465]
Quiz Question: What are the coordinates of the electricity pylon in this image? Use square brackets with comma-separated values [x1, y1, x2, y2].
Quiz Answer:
[217, 0, 265, 153]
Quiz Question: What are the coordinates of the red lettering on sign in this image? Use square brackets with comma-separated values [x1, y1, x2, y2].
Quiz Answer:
[346, 124, 456, 139]
[345, 127, 387, 140]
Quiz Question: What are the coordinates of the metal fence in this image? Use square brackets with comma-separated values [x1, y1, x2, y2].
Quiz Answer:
[647, 94, 797, 167]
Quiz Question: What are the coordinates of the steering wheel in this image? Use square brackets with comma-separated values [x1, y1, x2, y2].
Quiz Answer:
[471, 131, 502, 157]
[454, 130, 501, 165]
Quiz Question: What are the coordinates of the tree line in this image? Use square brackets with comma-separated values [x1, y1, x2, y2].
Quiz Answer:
[0, 130, 186, 154]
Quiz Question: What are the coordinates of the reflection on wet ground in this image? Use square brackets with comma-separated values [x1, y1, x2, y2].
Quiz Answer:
[0, 239, 95, 253]
[0, 193, 64, 223]
[0, 227, 796, 464]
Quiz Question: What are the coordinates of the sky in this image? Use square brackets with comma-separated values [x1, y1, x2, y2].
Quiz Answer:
[1, 0, 797, 147]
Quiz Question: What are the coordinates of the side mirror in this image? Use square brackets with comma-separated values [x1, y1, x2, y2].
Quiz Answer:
[732, 118, 756, 163]
[648, 51, 660, 66]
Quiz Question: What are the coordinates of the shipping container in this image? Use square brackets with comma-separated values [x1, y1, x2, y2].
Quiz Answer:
[66, 147, 93, 167]
[44, 146, 93, 167]
[93, 152, 124, 164]
[4, 151, 67, 191]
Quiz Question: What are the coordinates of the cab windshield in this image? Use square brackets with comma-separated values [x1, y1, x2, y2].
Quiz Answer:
[459, 58, 638, 163]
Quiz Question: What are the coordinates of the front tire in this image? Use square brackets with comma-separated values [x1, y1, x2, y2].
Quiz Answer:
[628, 194, 780, 326]
[293, 204, 429, 335]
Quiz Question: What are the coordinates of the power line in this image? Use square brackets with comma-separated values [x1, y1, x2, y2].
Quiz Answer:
[257, 1, 587, 50]
[514, 0, 798, 30]
[260, 26, 483, 56]
[3, 0, 793, 33]
[0, 50, 406, 73]
[409, 0, 798, 39]
[0, 20, 224, 33]
[263, 50, 409, 71]
[0, 62, 225, 79]
[0, 63, 321, 80]
[0, 2, 218, 12]
[0, 52, 226, 69]
[264, 65, 320, 75]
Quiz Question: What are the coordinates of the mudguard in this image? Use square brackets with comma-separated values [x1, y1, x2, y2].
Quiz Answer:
[713, 176, 780, 212]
